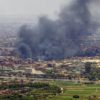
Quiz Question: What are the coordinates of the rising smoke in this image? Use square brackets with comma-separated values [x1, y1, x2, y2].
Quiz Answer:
[16, 0, 96, 60]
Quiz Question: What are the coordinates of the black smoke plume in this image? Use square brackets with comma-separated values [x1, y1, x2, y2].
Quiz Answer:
[17, 0, 96, 60]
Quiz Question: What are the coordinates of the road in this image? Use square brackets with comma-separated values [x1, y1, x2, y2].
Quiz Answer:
[0, 76, 93, 83]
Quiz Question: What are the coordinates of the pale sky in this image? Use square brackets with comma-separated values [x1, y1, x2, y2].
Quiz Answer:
[0, 0, 71, 20]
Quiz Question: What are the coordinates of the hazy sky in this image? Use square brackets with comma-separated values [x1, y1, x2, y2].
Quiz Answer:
[0, 0, 72, 20]
[0, 0, 99, 22]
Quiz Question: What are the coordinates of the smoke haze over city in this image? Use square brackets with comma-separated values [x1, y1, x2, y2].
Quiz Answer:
[0, 0, 100, 60]
[16, 0, 100, 60]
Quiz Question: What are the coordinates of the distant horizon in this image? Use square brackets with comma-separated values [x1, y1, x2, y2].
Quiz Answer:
[0, 0, 99, 24]
[0, 0, 71, 21]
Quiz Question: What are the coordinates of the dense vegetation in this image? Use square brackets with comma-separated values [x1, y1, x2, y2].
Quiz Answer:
[0, 82, 62, 100]
[0, 81, 100, 100]
[85, 62, 100, 81]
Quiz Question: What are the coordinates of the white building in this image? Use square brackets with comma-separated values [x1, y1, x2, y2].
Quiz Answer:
[25, 68, 44, 75]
